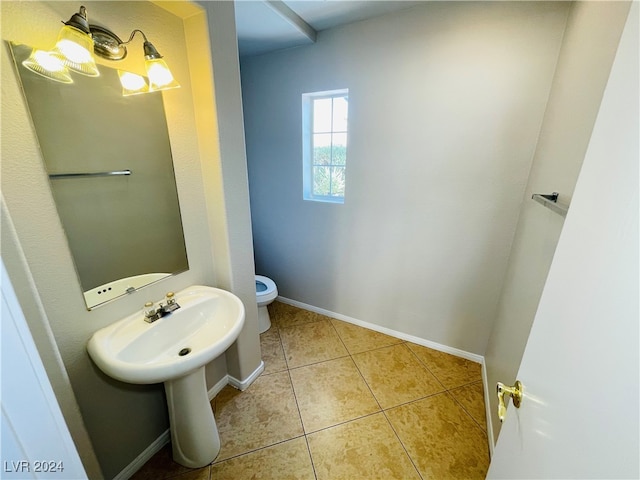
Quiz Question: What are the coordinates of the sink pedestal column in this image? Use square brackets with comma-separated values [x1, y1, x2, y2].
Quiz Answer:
[164, 366, 220, 467]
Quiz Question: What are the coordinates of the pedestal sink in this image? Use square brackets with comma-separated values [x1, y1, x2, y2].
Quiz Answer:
[87, 285, 245, 468]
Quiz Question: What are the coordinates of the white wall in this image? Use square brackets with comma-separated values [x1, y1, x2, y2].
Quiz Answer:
[1, 1, 260, 478]
[193, 1, 262, 382]
[483, 0, 631, 442]
[241, 1, 569, 354]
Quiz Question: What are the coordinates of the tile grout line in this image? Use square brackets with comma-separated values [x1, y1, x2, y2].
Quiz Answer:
[447, 385, 489, 437]
[302, 435, 319, 480]
[286, 353, 351, 372]
[212, 434, 308, 465]
[211, 312, 310, 472]
[404, 341, 489, 438]
[328, 319, 427, 479]
[283, 360, 309, 439]
[273, 318, 290, 370]
[215, 309, 318, 476]
[302, 410, 386, 436]
[380, 408, 425, 480]
[382, 390, 449, 412]
[405, 344, 449, 392]
[273, 310, 320, 480]
[287, 312, 388, 477]
[271, 315, 308, 438]
[278, 314, 346, 370]
[345, 340, 426, 480]
[442, 390, 492, 448]
[328, 318, 394, 431]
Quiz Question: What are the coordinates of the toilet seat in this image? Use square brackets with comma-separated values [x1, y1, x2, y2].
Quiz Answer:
[255, 275, 278, 305]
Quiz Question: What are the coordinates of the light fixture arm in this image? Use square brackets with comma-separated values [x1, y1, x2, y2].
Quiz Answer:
[119, 29, 163, 60]
[121, 29, 149, 45]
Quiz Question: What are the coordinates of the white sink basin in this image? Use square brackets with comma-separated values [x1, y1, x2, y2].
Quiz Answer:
[87, 285, 246, 468]
[88, 285, 245, 384]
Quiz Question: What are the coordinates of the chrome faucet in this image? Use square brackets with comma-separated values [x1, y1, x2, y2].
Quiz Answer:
[160, 292, 180, 314]
[144, 292, 181, 323]
[144, 301, 160, 323]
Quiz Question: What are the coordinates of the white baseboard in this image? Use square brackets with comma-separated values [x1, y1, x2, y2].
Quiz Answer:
[113, 428, 170, 480]
[276, 296, 484, 364]
[228, 361, 265, 391]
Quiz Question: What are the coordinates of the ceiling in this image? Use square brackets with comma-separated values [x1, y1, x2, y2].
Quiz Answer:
[234, 0, 423, 57]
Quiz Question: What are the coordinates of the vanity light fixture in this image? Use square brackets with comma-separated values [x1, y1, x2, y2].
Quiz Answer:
[52, 6, 100, 77]
[117, 70, 149, 96]
[91, 27, 180, 93]
[21, 5, 178, 94]
[22, 49, 73, 84]
[22, 5, 99, 81]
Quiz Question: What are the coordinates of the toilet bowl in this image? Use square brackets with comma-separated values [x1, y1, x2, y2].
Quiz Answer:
[255, 275, 277, 333]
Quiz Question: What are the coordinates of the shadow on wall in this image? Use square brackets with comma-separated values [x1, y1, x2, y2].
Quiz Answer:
[243, 1, 572, 355]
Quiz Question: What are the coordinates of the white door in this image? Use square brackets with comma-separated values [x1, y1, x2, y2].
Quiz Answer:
[487, 4, 638, 479]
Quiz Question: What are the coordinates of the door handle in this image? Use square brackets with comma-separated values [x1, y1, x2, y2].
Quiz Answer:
[496, 380, 523, 422]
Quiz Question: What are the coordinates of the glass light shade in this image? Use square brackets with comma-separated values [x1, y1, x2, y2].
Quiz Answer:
[118, 70, 149, 96]
[53, 25, 99, 77]
[22, 49, 73, 84]
[145, 58, 180, 91]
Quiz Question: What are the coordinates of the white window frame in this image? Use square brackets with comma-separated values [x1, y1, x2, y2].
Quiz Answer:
[302, 89, 349, 203]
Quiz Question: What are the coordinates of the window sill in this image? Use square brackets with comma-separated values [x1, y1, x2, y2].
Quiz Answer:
[303, 195, 344, 204]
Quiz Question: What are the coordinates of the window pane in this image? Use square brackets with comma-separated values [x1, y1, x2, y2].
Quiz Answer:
[313, 166, 330, 196]
[313, 133, 332, 165]
[313, 145, 332, 165]
[332, 146, 346, 166]
[331, 166, 346, 196]
[332, 133, 347, 166]
[332, 96, 348, 132]
[332, 132, 347, 147]
[313, 133, 332, 148]
[313, 98, 332, 133]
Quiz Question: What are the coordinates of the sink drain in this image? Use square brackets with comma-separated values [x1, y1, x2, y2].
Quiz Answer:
[178, 348, 191, 356]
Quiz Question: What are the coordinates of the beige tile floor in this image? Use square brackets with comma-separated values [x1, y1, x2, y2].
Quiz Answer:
[132, 301, 490, 480]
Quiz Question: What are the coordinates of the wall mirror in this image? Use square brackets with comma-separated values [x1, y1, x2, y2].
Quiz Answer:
[9, 42, 189, 309]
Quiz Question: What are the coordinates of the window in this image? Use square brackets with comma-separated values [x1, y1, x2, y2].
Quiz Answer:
[302, 89, 348, 203]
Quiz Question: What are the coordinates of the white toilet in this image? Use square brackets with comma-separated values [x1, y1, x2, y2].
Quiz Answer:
[255, 275, 277, 333]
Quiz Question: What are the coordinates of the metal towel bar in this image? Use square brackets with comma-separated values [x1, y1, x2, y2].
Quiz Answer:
[49, 170, 131, 179]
